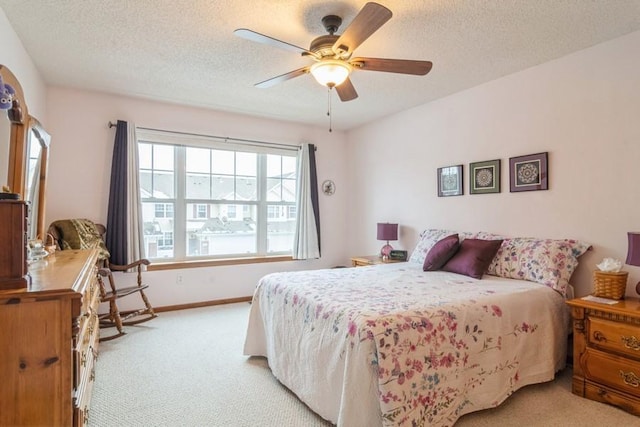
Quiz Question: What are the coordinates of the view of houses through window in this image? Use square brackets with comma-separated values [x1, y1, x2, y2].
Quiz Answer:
[138, 133, 297, 261]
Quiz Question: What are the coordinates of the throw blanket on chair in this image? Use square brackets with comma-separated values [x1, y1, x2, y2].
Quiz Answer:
[51, 219, 111, 261]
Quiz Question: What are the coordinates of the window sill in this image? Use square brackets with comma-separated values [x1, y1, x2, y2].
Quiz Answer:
[147, 255, 294, 271]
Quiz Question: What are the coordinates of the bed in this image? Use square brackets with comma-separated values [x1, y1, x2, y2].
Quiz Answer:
[244, 230, 590, 426]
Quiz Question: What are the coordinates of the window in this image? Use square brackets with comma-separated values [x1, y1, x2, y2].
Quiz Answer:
[196, 204, 207, 219]
[138, 130, 298, 261]
[227, 205, 237, 219]
[154, 203, 174, 218]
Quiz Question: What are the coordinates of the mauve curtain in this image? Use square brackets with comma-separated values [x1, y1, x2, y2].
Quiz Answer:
[106, 120, 144, 265]
[292, 143, 321, 259]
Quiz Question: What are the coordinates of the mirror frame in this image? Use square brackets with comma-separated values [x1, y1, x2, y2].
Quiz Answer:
[26, 117, 50, 239]
[1, 65, 51, 239]
[0, 64, 29, 197]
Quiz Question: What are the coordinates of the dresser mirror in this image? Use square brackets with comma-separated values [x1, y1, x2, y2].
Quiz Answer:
[0, 65, 51, 240]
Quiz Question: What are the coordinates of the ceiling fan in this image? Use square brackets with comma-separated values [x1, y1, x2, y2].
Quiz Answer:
[234, 2, 433, 102]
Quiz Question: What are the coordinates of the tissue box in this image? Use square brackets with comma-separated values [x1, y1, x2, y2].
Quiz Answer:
[593, 270, 628, 300]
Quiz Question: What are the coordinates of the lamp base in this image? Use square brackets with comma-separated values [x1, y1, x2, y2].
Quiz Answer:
[380, 243, 393, 258]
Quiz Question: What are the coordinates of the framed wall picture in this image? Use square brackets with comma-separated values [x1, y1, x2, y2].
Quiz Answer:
[469, 159, 500, 194]
[509, 152, 548, 192]
[437, 164, 463, 197]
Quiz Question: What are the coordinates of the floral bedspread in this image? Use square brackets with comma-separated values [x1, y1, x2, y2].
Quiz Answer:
[244, 263, 569, 427]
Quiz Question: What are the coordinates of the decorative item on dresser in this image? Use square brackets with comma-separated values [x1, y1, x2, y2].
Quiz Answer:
[0, 249, 100, 426]
[592, 256, 628, 300]
[566, 297, 640, 416]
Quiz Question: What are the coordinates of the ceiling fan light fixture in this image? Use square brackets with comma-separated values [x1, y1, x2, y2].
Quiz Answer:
[310, 60, 352, 88]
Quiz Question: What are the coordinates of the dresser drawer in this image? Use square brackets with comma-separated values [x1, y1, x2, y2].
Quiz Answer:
[75, 312, 99, 388]
[589, 317, 640, 360]
[582, 348, 640, 397]
[74, 342, 97, 427]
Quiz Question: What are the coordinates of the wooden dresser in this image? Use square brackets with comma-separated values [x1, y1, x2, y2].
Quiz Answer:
[567, 297, 640, 416]
[0, 249, 100, 426]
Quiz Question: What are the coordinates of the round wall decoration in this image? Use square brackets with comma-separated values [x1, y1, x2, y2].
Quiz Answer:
[322, 180, 336, 195]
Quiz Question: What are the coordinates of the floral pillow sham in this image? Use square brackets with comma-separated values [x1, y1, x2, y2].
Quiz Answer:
[486, 237, 591, 297]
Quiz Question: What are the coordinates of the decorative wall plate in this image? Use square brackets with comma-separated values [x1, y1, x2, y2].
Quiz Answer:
[322, 180, 336, 195]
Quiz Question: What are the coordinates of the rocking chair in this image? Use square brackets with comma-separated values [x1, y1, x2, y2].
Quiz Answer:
[47, 219, 157, 341]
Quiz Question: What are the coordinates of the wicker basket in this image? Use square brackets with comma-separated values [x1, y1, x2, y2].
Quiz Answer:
[44, 233, 57, 255]
[592, 270, 628, 300]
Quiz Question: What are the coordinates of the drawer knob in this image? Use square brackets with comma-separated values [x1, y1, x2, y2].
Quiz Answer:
[621, 335, 640, 351]
[620, 370, 640, 388]
[593, 331, 607, 342]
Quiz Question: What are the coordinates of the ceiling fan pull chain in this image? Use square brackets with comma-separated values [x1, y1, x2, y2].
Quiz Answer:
[327, 87, 333, 133]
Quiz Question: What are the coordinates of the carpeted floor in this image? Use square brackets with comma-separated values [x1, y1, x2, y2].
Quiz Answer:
[89, 303, 639, 426]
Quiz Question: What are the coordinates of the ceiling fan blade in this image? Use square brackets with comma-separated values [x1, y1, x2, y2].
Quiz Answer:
[255, 67, 309, 88]
[332, 2, 392, 56]
[335, 78, 358, 102]
[351, 57, 433, 75]
[234, 29, 319, 58]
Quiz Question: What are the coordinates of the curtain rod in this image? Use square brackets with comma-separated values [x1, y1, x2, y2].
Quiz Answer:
[107, 121, 311, 151]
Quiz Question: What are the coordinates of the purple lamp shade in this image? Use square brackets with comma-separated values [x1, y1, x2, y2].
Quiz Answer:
[626, 232, 640, 266]
[626, 232, 640, 296]
[377, 223, 398, 257]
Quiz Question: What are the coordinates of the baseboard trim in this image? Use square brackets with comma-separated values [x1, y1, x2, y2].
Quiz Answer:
[154, 296, 252, 313]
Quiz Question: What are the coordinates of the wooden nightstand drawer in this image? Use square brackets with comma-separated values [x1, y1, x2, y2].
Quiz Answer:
[584, 381, 640, 416]
[582, 348, 640, 397]
[589, 317, 640, 360]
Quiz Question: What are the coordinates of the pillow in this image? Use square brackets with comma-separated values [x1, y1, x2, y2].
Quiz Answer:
[442, 238, 503, 279]
[486, 237, 591, 297]
[52, 218, 111, 261]
[409, 229, 456, 264]
[423, 234, 460, 271]
[409, 229, 477, 264]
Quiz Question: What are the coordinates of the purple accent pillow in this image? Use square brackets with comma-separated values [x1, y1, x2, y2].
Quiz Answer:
[442, 238, 504, 279]
[423, 234, 460, 271]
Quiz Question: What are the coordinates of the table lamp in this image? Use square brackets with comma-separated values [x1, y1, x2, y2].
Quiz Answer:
[377, 223, 398, 258]
[625, 232, 640, 295]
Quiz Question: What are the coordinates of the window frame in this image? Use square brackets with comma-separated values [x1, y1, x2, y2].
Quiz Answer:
[137, 129, 299, 263]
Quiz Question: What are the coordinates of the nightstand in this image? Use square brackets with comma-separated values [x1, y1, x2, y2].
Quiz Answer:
[566, 297, 640, 416]
[351, 255, 404, 267]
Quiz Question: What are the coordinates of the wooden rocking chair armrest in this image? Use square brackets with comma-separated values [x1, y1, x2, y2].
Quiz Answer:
[108, 259, 151, 271]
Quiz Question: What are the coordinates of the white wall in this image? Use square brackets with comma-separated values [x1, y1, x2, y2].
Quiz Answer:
[1, 8, 47, 189]
[346, 30, 640, 298]
[44, 88, 349, 309]
[0, 8, 46, 120]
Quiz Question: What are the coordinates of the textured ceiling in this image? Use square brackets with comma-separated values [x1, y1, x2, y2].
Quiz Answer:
[1, 0, 640, 131]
